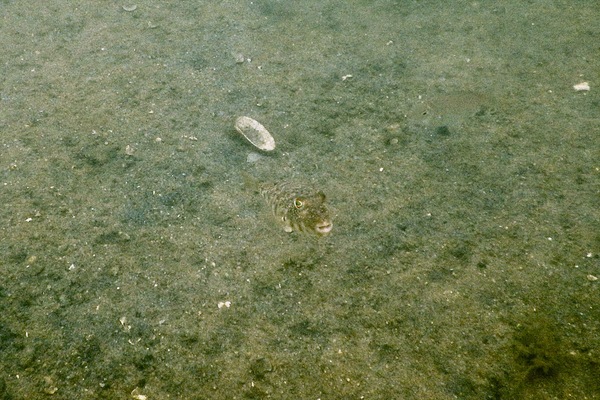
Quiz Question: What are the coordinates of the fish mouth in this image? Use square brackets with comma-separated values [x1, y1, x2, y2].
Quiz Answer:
[315, 221, 333, 235]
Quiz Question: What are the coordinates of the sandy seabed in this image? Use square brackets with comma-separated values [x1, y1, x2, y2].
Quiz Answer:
[1, 1, 599, 398]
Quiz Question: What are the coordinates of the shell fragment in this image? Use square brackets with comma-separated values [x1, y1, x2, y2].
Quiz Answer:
[234, 116, 275, 151]
[573, 82, 590, 91]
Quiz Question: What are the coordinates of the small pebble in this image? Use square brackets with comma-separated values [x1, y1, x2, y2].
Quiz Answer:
[246, 152, 263, 163]
[233, 53, 245, 64]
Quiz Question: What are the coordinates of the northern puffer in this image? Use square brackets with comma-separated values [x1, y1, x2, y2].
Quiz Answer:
[244, 173, 333, 236]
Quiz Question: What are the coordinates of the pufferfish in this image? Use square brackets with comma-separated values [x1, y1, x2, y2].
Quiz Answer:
[243, 173, 333, 236]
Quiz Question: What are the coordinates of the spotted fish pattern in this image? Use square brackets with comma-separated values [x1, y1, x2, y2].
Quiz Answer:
[244, 173, 333, 236]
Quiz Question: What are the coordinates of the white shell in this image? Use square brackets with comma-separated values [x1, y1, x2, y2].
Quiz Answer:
[573, 82, 590, 91]
[234, 116, 275, 151]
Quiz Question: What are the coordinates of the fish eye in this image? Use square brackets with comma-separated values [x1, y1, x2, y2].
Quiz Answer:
[294, 198, 304, 208]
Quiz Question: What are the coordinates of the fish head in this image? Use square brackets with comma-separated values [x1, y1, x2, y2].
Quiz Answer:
[290, 191, 333, 236]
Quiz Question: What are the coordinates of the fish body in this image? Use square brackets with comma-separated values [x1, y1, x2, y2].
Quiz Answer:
[244, 173, 333, 236]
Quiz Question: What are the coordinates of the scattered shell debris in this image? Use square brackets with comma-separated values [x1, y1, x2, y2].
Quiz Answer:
[119, 316, 131, 332]
[218, 301, 231, 309]
[131, 387, 147, 400]
[122, 5, 137, 12]
[234, 116, 275, 151]
[573, 81, 590, 91]
[43, 376, 58, 395]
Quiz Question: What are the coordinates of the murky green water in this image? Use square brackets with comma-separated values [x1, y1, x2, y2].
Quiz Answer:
[1, 1, 598, 398]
